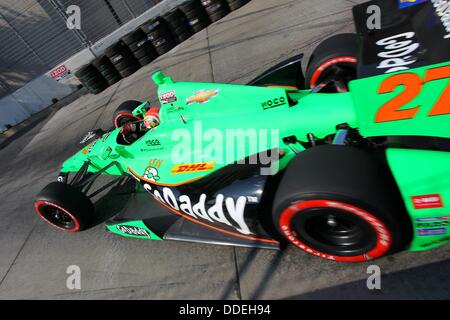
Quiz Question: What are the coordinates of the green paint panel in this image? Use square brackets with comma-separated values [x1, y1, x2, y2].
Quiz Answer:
[350, 62, 450, 139]
[386, 148, 450, 251]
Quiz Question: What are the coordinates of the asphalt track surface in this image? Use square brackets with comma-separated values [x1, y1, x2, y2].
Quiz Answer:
[0, 0, 449, 299]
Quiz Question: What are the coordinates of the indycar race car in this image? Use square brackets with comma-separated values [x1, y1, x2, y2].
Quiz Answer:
[34, 0, 450, 262]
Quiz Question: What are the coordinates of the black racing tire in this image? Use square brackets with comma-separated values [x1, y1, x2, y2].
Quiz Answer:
[154, 42, 175, 55]
[105, 73, 122, 86]
[176, 31, 193, 43]
[105, 75, 122, 86]
[122, 29, 147, 45]
[180, 0, 203, 13]
[113, 100, 143, 128]
[203, 0, 230, 14]
[133, 46, 155, 59]
[75, 64, 98, 79]
[83, 76, 105, 88]
[128, 38, 152, 52]
[114, 57, 137, 71]
[100, 68, 120, 78]
[305, 33, 358, 91]
[208, 10, 228, 22]
[272, 145, 412, 262]
[105, 42, 125, 58]
[138, 55, 155, 67]
[35, 182, 94, 232]
[142, 19, 172, 41]
[227, 0, 249, 11]
[119, 64, 139, 78]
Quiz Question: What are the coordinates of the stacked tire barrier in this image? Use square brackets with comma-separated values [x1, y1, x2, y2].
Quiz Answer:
[74, 65, 108, 94]
[92, 56, 122, 86]
[122, 29, 159, 67]
[226, 0, 250, 11]
[201, 0, 230, 23]
[105, 43, 140, 78]
[162, 8, 193, 43]
[141, 18, 177, 56]
[75, 0, 252, 94]
[179, 0, 211, 33]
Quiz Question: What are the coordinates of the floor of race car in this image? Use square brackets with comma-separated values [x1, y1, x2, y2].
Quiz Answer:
[0, 0, 449, 299]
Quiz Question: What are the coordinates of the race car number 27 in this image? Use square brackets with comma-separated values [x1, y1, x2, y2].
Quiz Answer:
[376, 65, 450, 123]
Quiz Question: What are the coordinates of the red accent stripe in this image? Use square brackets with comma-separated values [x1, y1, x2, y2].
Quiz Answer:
[310, 56, 357, 88]
[34, 200, 80, 232]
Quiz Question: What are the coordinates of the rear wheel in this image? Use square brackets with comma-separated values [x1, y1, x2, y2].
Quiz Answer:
[305, 33, 358, 92]
[113, 100, 143, 128]
[272, 145, 412, 262]
[35, 182, 94, 232]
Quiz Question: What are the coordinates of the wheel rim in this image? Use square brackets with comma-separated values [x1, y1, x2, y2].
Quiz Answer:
[35, 201, 80, 232]
[310, 56, 357, 92]
[279, 200, 392, 262]
[291, 208, 377, 256]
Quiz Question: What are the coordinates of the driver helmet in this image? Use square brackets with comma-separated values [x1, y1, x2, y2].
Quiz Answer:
[143, 107, 160, 129]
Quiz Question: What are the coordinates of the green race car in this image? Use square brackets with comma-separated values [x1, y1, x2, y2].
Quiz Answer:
[34, 0, 450, 262]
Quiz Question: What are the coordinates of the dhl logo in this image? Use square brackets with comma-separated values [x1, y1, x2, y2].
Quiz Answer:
[171, 162, 215, 174]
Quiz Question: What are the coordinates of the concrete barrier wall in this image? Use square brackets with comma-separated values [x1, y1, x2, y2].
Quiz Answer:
[0, 0, 186, 132]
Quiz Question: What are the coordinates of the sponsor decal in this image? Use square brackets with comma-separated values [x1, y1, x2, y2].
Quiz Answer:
[186, 89, 219, 105]
[419, 236, 450, 248]
[430, 0, 450, 38]
[398, 0, 427, 9]
[412, 194, 443, 209]
[142, 183, 253, 235]
[148, 158, 163, 168]
[80, 131, 97, 144]
[145, 139, 161, 147]
[117, 225, 151, 238]
[167, 105, 185, 113]
[82, 140, 98, 155]
[418, 228, 447, 236]
[143, 167, 160, 182]
[111, 55, 123, 64]
[416, 216, 450, 222]
[416, 221, 448, 228]
[171, 162, 215, 174]
[261, 97, 287, 110]
[160, 91, 177, 104]
[143, 160, 163, 182]
[102, 132, 111, 142]
[49, 65, 70, 81]
[376, 32, 420, 73]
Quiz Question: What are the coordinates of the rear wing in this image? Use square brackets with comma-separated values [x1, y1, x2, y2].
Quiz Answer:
[349, 0, 450, 138]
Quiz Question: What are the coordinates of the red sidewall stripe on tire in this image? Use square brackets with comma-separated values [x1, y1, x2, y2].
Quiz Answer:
[114, 112, 141, 128]
[279, 200, 392, 262]
[34, 200, 80, 233]
[310, 56, 357, 88]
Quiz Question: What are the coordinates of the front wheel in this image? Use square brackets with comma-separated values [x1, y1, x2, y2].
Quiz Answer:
[34, 182, 94, 232]
[305, 33, 358, 92]
[272, 145, 412, 262]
